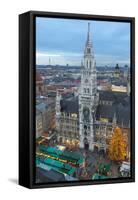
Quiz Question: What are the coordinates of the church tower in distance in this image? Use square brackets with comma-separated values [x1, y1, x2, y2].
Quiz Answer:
[79, 23, 99, 151]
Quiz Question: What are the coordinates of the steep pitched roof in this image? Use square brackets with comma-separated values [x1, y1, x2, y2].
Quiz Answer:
[60, 96, 79, 114]
[96, 98, 130, 127]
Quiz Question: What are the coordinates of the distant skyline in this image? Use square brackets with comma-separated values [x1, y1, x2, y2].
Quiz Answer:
[36, 17, 130, 67]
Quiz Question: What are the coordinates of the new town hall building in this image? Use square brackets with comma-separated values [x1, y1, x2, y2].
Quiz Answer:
[55, 23, 130, 153]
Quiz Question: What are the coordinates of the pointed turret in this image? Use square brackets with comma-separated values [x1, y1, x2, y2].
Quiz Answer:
[86, 23, 91, 45]
[113, 112, 117, 126]
[84, 23, 94, 57]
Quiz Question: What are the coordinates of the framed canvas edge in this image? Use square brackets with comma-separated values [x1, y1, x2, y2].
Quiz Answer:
[19, 10, 135, 189]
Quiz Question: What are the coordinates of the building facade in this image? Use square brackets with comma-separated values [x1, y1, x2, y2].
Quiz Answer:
[79, 23, 99, 150]
[55, 23, 130, 154]
[36, 100, 56, 138]
[36, 109, 43, 138]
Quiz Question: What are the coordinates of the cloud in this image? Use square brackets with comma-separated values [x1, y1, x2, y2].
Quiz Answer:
[36, 52, 61, 57]
[36, 51, 83, 57]
[36, 51, 83, 65]
[36, 17, 130, 66]
[95, 53, 130, 66]
[36, 51, 130, 66]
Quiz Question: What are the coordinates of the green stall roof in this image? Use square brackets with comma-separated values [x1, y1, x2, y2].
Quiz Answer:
[37, 156, 76, 175]
[39, 145, 84, 165]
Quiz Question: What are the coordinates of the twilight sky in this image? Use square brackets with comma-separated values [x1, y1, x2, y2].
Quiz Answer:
[36, 17, 130, 66]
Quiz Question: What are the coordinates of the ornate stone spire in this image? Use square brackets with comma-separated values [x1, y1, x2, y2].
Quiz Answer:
[84, 23, 93, 57]
[113, 112, 117, 125]
[86, 23, 91, 45]
[79, 22, 98, 151]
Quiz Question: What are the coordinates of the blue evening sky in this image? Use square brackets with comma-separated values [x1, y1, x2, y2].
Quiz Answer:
[36, 17, 130, 66]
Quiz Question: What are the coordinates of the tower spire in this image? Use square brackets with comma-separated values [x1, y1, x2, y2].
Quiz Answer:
[86, 22, 91, 46]
[79, 22, 98, 151]
[113, 112, 117, 124]
[84, 23, 93, 56]
[87, 22, 90, 43]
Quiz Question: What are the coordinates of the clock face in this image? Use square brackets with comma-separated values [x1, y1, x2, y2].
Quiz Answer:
[83, 107, 90, 121]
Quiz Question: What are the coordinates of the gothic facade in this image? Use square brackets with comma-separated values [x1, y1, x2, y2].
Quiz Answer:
[79, 23, 99, 150]
[55, 23, 130, 153]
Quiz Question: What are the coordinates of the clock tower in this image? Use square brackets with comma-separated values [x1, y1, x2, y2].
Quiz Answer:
[79, 23, 99, 151]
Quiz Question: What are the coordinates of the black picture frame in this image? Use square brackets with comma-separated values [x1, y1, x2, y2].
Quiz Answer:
[19, 10, 135, 189]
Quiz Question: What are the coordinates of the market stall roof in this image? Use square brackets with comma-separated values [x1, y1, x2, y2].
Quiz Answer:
[36, 156, 76, 175]
[39, 145, 84, 165]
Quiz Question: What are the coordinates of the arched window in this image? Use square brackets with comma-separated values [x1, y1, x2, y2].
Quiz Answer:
[84, 125, 87, 129]
[87, 48, 91, 54]
[87, 60, 88, 68]
[89, 60, 91, 68]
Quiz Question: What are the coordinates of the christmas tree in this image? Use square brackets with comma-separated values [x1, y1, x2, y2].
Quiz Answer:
[108, 127, 127, 161]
